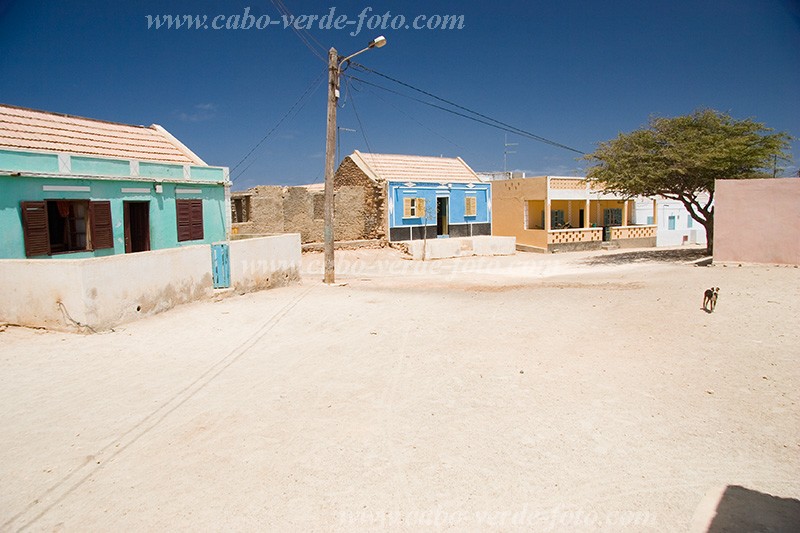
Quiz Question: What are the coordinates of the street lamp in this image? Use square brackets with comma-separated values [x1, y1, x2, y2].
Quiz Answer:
[323, 36, 387, 285]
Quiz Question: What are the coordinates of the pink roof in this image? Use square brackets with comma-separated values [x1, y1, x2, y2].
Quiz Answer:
[0, 104, 205, 165]
[349, 150, 482, 183]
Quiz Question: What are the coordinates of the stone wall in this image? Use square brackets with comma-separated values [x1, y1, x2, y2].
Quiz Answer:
[232, 185, 284, 235]
[333, 157, 386, 240]
[232, 184, 369, 243]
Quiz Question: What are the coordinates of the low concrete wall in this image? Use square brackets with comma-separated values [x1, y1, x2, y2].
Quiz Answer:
[612, 236, 657, 249]
[0, 245, 212, 332]
[229, 234, 301, 292]
[548, 241, 602, 253]
[472, 236, 517, 256]
[406, 236, 516, 260]
[0, 235, 302, 332]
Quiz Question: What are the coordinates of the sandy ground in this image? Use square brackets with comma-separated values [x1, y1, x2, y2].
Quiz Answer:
[1, 246, 798, 531]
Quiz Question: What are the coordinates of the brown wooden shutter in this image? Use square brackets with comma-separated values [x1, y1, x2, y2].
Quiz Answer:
[189, 199, 204, 240]
[90, 201, 114, 249]
[20, 201, 50, 257]
[176, 199, 203, 241]
[176, 199, 192, 242]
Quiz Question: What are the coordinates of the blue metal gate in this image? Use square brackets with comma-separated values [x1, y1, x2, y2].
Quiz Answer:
[211, 243, 230, 289]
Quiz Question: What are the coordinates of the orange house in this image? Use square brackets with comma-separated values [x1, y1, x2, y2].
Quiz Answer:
[492, 176, 657, 252]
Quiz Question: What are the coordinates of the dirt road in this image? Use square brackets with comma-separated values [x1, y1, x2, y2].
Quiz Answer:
[1, 247, 798, 531]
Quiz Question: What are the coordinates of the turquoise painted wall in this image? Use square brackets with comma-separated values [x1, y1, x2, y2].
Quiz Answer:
[139, 162, 184, 179]
[0, 175, 227, 259]
[388, 181, 491, 228]
[0, 149, 59, 174]
[0, 150, 227, 182]
[71, 156, 130, 176]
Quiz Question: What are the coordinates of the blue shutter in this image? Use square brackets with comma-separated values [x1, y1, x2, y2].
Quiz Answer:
[211, 243, 230, 289]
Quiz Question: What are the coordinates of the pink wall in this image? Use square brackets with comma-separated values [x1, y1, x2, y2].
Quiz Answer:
[714, 178, 800, 265]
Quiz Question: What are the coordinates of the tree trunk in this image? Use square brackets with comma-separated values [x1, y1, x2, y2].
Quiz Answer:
[702, 215, 714, 255]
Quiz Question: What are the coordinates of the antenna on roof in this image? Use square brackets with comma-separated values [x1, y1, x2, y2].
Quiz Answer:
[503, 133, 517, 174]
[337, 127, 356, 165]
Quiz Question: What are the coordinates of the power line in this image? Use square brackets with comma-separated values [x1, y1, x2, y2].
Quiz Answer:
[270, 0, 327, 63]
[231, 68, 326, 182]
[349, 63, 585, 155]
[343, 77, 373, 154]
[345, 73, 577, 151]
[346, 73, 579, 153]
[355, 81, 463, 150]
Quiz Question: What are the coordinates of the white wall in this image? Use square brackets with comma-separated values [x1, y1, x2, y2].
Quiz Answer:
[407, 236, 516, 260]
[0, 245, 212, 332]
[0, 234, 301, 332]
[228, 234, 301, 292]
[633, 197, 708, 247]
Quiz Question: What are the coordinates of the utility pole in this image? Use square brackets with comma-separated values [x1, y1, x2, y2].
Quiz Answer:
[322, 36, 386, 285]
[323, 47, 338, 285]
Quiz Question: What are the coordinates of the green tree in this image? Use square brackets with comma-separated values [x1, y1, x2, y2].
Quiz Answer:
[584, 109, 792, 253]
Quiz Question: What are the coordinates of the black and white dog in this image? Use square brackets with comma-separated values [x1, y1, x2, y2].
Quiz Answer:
[703, 287, 719, 312]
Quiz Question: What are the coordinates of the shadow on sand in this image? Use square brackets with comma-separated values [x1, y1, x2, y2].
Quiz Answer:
[702, 485, 800, 532]
[583, 248, 709, 266]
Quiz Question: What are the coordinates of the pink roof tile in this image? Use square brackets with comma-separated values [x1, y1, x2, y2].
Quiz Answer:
[349, 150, 482, 183]
[0, 104, 205, 165]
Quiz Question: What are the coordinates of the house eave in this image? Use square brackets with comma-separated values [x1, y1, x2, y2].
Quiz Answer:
[0, 170, 227, 186]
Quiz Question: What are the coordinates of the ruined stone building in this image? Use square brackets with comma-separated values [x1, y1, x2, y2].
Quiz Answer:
[230, 183, 368, 243]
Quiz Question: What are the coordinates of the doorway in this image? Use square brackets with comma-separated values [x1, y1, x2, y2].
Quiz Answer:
[579, 209, 585, 228]
[436, 197, 449, 237]
[124, 201, 150, 253]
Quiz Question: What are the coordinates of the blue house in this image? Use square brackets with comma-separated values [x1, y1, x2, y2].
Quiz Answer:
[334, 151, 491, 242]
[0, 104, 230, 259]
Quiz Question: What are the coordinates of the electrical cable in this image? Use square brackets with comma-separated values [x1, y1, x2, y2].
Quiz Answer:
[350, 79, 463, 150]
[350, 63, 585, 155]
[231, 68, 326, 182]
[343, 77, 373, 155]
[270, 0, 327, 63]
[344, 73, 582, 153]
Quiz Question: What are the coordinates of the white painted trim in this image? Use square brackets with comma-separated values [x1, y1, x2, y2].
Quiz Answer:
[151, 124, 207, 165]
[42, 185, 90, 192]
[121, 187, 150, 194]
[57, 154, 71, 174]
[348, 150, 383, 184]
[1, 170, 222, 186]
[224, 182, 232, 239]
[175, 188, 202, 194]
[130, 160, 140, 177]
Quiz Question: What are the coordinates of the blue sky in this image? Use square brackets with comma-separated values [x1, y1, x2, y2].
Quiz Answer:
[1, 0, 798, 190]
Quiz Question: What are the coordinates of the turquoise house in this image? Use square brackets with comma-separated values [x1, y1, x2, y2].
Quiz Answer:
[0, 104, 230, 259]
